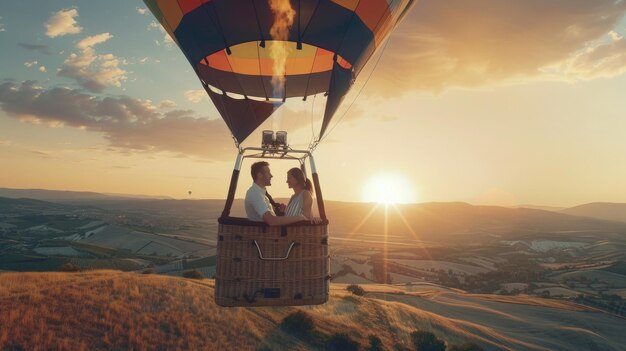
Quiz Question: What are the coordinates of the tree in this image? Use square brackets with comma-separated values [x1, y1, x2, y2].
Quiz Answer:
[280, 311, 315, 337]
[182, 269, 203, 279]
[347, 284, 365, 296]
[410, 331, 445, 351]
[326, 333, 359, 351]
[59, 262, 81, 272]
[393, 343, 410, 351]
[367, 334, 384, 351]
[447, 342, 485, 351]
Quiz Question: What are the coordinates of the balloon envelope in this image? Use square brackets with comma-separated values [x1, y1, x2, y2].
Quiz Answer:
[144, 0, 415, 143]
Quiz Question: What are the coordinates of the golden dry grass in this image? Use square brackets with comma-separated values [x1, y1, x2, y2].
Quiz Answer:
[1, 271, 624, 351]
[0, 271, 279, 351]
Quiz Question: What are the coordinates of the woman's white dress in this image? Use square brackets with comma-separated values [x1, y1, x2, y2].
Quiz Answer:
[284, 191, 305, 216]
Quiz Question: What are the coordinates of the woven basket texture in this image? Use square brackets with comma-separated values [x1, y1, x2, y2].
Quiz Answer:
[216, 223, 330, 307]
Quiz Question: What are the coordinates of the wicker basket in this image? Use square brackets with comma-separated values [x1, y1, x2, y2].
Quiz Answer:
[215, 217, 330, 307]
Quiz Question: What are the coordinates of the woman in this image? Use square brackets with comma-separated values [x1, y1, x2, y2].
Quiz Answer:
[284, 168, 320, 223]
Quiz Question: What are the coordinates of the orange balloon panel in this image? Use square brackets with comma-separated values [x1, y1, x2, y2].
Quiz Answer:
[200, 41, 352, 76]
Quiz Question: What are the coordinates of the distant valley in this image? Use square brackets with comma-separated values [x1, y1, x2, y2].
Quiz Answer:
[1, 189, 625, 323]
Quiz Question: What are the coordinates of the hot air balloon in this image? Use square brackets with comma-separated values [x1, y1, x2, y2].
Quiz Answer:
[144, 0, 415, 307]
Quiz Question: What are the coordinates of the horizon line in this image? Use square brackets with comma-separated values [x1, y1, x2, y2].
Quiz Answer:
[1, 186, 620, 208]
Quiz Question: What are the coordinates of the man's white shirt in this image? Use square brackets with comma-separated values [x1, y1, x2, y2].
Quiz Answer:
[245, 183, 275, 222]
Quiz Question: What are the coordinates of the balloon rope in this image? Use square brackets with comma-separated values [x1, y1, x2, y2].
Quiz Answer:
[310, 35, 392, 151]
[309, 94, 317, 147]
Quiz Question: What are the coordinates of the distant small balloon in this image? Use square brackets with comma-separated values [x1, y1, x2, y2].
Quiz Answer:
[188, 190, 192, 195]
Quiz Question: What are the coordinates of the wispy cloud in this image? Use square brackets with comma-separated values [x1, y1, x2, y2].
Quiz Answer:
[45, 8, 83, 38]
[558, 33, 626, 80]
[159, 99, 177, 108]
[184, 90, 206, 103]
[24, 61, 47, 73]
[0, 139, 60, 158]
[18, 43, 51, 55]
[76, 32, 112, 49]
[148, 20, 174, 46]
[58, 33, 127, 92]
[0, 81, 234, 160]
[30, 150, 53, 159]
[136, 7, 148, 15]
[0, 16, 6, 32]
[376, 0, 626, 94]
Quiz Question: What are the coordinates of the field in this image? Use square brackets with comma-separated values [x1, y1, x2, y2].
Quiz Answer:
[1, 271, 625, 351]
[391, 259, 491, 275]
[80, 226, 214, 257]
[2, 196, 625, 321]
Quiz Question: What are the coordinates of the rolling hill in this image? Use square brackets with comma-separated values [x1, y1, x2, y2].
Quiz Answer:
[321, 201, 626, 243]
[3, 187, 626, 242]
[0, 271, 624, 351]
[561, 202, 626, 223]
[0, 188, 171, 201]
[0, 197, 72, 213]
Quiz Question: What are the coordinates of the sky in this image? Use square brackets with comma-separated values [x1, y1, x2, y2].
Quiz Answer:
[1, 0, 626, 207]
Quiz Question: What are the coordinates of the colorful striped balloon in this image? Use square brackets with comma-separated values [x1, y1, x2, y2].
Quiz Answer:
[144, 0, 415, 143]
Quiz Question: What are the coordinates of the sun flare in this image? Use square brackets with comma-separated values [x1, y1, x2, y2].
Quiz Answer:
[362, 172, 417, 204]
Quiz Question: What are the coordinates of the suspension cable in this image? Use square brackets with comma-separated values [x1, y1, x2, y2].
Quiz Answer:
[308, 93, 317, 147]
[308, 35, 393, 152]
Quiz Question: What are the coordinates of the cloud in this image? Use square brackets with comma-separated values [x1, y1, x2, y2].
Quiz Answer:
[558, 33, 626, 79]
[45, 8, 82, 37]
[148, 20, 174, 46]
[159, 99, 177, 108]
[0, 81, 234, 160]
[375, 0, 626, 94]
[0, 17, 5, 32]
[30, 150, 53, 159]
[184, 90, 207, 103]
[139, 57, 149, 64]
[18, 43, 51, 55]
[58, 32, 127, 92]
[609, 31, 623, 41]
[23, 62, 48, 74]
[76, 33, 112, 49]
[136, 7, 148, 15]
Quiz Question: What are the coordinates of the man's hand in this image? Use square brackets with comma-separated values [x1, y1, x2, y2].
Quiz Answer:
[309, 217, 323, 224]
[279, 203, 286, 212]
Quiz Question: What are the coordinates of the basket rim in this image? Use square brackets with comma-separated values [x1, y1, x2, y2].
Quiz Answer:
[219, 216, 329, 227]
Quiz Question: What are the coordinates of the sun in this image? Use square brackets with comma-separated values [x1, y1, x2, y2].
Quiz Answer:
[362, 172, 418, 204]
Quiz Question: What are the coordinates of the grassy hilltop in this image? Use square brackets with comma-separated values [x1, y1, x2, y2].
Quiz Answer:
[1, 271, 625, 351]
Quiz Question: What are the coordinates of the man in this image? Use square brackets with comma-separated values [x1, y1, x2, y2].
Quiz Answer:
[245, 161, 307, 225]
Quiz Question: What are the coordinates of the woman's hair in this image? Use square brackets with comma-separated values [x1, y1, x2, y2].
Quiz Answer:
[288, 167, 313, 193]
